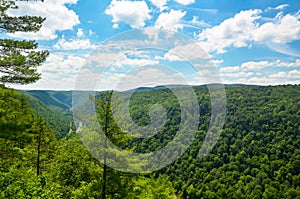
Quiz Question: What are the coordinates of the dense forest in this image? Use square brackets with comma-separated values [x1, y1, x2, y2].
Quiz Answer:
[0, 85, 176, 198]
[1, 84, 299, 198]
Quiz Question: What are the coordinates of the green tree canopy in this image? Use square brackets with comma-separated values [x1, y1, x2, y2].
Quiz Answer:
[0, 0, 48, 85]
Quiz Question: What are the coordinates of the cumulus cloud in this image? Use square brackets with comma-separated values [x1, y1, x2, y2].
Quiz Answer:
[253, 13, 300, 44]
[241, 61, 273, 70]
[248, 70, 300, 85]
[163, 43, 210, 61]
[221, 59, 300, 74]
[7, 0, 80, 40]
[14, 52, 86, 90]
[198, 9, 300, 54]
[219, 59, 300, 85]
[105, 0, 151, 28]
[54, 37, 96, 50]
[220, 66, 240, 73]
[174, 0, 195, 6]
[149, 0, 168, 11]
[198, 9, 262, 54]
[288, 70, 300, 79]
[41, 53, 85, 75]
[241, 59, 300, 70]
[155, 9, 186, 31]
[269, 71, 287, 79]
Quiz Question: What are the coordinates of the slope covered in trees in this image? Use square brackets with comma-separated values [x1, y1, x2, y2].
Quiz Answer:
[153, 85, 300, 198]
[20, 90, 73, 138]
[0, 86, 176, 198]
[1, 84, 299, 198]
[124, 84, 300, 198]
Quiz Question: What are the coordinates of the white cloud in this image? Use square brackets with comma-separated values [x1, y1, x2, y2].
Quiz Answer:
[240, 59, 300, 71]
[13, 52, 86, 90]
[198, 9, 261, 54]
[7, 0, 80, 40]
[112, 23, 119, 29]
[163, 43, 210, 61]
[89, 30, 94, 36]
[114, 55, 159, 67]
[266, 4, 289, 11]
[211, 59, 224, 65]
[247, 70, 300, 85]
[88, 52, 121, 67]
[220, 71, 253, 78]
[75, 68, 102, 90]
[149, 0, 168, 11]
[105, 0, 151, 29]
[155, 9, 186, 31]
[266, 43, 300, 57]
[275, 4, 289, 10]
[113, 68, 186, 91]
[274, 59, 300, 67]
[54, 37, 96, 50]
[174, 0, 195, 6]
[253, 13, 300, 44]
[241, 61, 273, 70]
[77, 28, 84, 37]
[220, 59, 300, 77]
[41, 53, 85, 75]
[219, 59, 300, 85]
[269, 71, 287, 79]
[183, 16, 210, 29]
[246, 77, 276, 85]
[198, 9, 300, 54]
[288, 70, 300, 79]
[220, 66, 240, 73]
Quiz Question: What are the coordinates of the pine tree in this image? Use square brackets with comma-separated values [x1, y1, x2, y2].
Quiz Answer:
[0, 0, 48, 85]
[95, 91, 123, 199]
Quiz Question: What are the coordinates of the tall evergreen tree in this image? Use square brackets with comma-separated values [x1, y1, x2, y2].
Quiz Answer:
[95, 91, 127, 199]
[0, 0, 48, 85]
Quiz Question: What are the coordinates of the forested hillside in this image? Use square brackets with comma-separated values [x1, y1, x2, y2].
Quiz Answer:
[1, 84, 300, 198]
[156, 85, 300, 198]
[113, 84, 299, 198]
[20, 90, 73, 139]
[0, 86, 176, 198]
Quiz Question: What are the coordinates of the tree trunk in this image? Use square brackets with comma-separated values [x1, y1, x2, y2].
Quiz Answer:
[101, 99, 110, 199]
[37, 130, 41, 176]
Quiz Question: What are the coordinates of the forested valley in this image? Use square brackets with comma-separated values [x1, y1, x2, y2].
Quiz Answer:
[1, 84, 299, 198]
[1, 0, 299, 198]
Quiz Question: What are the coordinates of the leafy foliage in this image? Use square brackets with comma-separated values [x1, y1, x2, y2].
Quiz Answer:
[22, 91, 73, 139]
[1, 84, 299, 198]
[0, 0, 48, 85]
[156, 85, 300, 198]
[0, 87, 176, 198]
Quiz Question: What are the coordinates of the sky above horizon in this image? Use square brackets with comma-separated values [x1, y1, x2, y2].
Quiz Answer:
[6, 0, 300, 90]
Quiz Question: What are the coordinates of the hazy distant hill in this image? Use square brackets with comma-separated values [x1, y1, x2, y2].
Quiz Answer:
[21, 90, 72, 111]
[19, 90, 73, 138]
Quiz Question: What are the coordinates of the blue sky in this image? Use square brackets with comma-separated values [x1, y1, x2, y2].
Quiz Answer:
[6, 0, 300, 90]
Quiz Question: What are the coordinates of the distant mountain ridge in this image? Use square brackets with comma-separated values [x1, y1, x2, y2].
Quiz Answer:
[20, 90, 72, 112]
[16, 84, 274, 138]
[18, 84, 266, 111]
